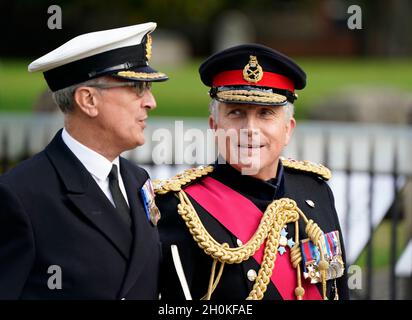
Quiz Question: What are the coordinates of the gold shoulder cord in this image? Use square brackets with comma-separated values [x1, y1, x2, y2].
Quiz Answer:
[153, 165, 214, 195]
[281, 157, 332, 181]
[155, 161, 332, 300]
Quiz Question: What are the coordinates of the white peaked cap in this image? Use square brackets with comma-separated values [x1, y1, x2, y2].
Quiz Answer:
[28, 22, 168, 91]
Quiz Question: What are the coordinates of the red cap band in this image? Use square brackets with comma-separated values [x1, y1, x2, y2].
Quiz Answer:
[212, 70, 295, 92]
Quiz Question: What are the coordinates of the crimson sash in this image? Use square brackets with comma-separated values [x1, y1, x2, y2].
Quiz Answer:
[185, 176, 322, 300]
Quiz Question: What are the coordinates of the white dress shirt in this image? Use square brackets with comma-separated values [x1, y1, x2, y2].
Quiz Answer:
[61, 128, 129, 207]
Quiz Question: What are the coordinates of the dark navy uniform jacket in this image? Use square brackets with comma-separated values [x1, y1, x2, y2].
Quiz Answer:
[0, 130, 161, 299]
[156, 161, 349, 300]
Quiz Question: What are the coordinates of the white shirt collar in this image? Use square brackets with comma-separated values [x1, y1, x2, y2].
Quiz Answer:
[61, 128, 120, 181]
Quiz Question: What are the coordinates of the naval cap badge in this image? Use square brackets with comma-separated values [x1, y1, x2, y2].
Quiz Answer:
[145, 34, 152, 61]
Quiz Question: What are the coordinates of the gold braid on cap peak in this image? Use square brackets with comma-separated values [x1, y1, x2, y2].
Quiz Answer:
[153, 165, 214, 195]
[281, 157, 332, 181]
[216, 90, 287, 104]
[116, 71, 167, 79]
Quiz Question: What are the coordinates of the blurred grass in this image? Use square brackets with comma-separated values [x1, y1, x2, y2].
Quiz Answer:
[0, 59, 45, 113]
[1, 58, 412, 118]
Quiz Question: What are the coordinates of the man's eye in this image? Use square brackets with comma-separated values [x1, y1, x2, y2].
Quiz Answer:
[259, 109, 275, 116]
[228, 109, 242, 115]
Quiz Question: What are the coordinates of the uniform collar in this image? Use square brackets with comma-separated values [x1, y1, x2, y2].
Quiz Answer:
[211, 157, 284, 201]
[61, 128, 120, 181]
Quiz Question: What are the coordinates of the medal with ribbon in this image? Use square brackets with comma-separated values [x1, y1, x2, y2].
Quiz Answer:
[301, 230, 344, 284]
[140, 178, 161, 226]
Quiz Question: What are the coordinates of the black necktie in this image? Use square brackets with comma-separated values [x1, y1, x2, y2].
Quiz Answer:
[108, 164, 131, 228]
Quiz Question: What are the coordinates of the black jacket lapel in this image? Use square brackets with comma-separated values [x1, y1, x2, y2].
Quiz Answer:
[45, 130, 132, 260]
[118, 158, 154, 298]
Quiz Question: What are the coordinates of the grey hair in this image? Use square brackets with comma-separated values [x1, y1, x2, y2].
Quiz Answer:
[51, 77, 105, 113]
[284, 101, 295, 120]
[208, 98, 220, 120]
[208, 99, 295, 122]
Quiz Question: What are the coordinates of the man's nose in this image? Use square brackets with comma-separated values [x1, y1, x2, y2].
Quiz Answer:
[142, 89, 157, 110]
[244, 114, 258, 136]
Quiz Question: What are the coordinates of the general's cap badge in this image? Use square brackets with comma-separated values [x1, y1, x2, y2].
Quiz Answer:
[243, 55, 263, 83]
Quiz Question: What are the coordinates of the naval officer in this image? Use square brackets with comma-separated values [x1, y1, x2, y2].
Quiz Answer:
[0, 22, 167, 299]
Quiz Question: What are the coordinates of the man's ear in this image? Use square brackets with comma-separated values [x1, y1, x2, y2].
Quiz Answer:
[73, 87, 100, 117]
[209, 115, 217, 130]
[284, 117, 296, 146]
